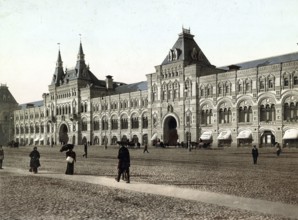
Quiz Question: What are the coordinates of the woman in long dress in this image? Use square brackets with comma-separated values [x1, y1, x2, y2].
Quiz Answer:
[65, 148, 76, 175]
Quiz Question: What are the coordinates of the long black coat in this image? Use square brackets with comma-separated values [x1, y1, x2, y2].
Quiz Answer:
[117, 146, 130, 170]
[29, 150, 40, 168]
[252, 148, 259, 158]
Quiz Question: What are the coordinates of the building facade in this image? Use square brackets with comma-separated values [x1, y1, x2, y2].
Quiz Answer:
[13, 28, 298, 147]
[0, 84, 19, 145]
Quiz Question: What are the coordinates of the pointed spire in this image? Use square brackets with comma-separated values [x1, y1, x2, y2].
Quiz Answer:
[51, 43, 64, 86]
[56, 47, 63, 68]
[77, 34, 85, 61]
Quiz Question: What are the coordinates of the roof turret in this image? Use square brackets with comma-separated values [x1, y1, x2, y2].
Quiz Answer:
[162, 28, 211, 66]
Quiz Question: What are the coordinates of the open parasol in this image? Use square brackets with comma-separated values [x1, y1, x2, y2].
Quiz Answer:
[60, 144, 74, 152]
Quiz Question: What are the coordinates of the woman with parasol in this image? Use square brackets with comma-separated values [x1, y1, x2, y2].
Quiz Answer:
[60, 144, 76, 175]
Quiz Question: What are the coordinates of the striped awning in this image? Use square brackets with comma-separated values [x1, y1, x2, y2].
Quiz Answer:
[217, 130, 231, 140]
[200, 131, 212, 141]
[283, 129, 298, 139]
[237, 130, 252, 139]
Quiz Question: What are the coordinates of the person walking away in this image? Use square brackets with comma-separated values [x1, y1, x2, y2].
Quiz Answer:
[29, 147, 40, 173]
[65, 148, 76, 175]
[275, 142, 281, 156]
[252, 145, 259, 164]
[83, 143, 88, 158]
[116, 143, 130, 183]
[0, 145, 4, 169]
[143, 144, 149, 153]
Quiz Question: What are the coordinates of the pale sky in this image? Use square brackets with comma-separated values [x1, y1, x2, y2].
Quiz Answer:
[1, 0, 298, 104]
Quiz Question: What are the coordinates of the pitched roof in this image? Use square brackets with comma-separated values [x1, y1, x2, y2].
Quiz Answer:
[114, 81, 147, 94]
[19, 100, 43, 110]
[219, 51, 298, 70]
[162, 28, 211, 66]
[0, 84, 18, 104]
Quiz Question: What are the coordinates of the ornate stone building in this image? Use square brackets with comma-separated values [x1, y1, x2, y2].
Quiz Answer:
[0, 84, 19, 145]
[13, 28, 298, 147]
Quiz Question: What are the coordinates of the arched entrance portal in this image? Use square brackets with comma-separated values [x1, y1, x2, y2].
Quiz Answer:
[260, 130, 275, 147]
[59, 124, 69, 144]
[163, 116, 178, 146]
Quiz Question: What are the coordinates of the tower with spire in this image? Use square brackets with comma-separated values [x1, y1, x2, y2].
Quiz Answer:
[51, 49, 65, 86]
[75, 41, 86, 77]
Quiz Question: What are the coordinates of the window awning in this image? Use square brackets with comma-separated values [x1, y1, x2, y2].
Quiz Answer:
[217, 130, 231, 140]
[283, 129, 298, 139]
[200, 131, 212, 141]
[39, 137, 44, 141]
[237, 130, 252, 139]
[151, 133, 158, 141]
[34, 138, 39, 142]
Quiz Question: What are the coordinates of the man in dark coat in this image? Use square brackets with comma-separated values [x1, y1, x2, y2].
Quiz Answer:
[29, 147, 40, 173]
[252, 145, 259, 164]
[116, 143, 130, 183]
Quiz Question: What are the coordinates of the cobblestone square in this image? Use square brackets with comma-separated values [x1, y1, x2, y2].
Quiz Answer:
[1, 146, 298, 219]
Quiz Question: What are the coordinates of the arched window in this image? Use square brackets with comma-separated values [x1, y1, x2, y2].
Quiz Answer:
[260, 99, 276, 122]
[294, 75, 298, 86]
[245, 79, 251, 93]
[218, 83, 222, 95]
[237, 80, 243, 93]
[238, 100, 253, 123]
[35, 123, 39, 133]
[283, 96, 298, 122]
[121, 115, 128, 129]
[111, 115, 118, 130]
[218, 105, 231, 124]
[283, 74, 289, 87]
[101, 116, 108, 130]
[142, 114, 148, 129]
[201, 105, 213, 125]
[82, 118, 88, 131]
[93, 117, 99, 130]
[131, 114, 139, 129]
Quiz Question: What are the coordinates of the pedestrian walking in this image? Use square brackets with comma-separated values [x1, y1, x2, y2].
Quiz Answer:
[65, 148, 76, 175]
[83, 142, 88, 158]
[275, 142, 281, 156]
[29, 146, 40, 173]
[252, 145, 259, 164]
[143, 144, 149, 153]
[116, 142, 130, 183]
[0, 145, 4, 169]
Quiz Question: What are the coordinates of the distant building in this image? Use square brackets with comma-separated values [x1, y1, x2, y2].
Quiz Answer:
[13, 28, 298, 147]
[0, 84, 19, 145]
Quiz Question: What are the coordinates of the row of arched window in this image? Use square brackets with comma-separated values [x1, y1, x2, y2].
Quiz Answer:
[81, 115, 149, 132]
[200, 101, 296, 125]
[93, 98, 148, 112]
[152, 73, 298, 100]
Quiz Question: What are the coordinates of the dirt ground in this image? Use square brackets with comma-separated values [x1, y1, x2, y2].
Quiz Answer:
[0, 145, 297, 219]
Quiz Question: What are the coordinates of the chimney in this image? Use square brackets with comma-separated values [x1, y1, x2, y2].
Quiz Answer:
[228, 65, 240, 71]
[105, 75, 113, 90]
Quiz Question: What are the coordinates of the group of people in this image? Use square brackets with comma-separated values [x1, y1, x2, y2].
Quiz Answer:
[26, 142, 132, 181]
[0, 141, 284, 181]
